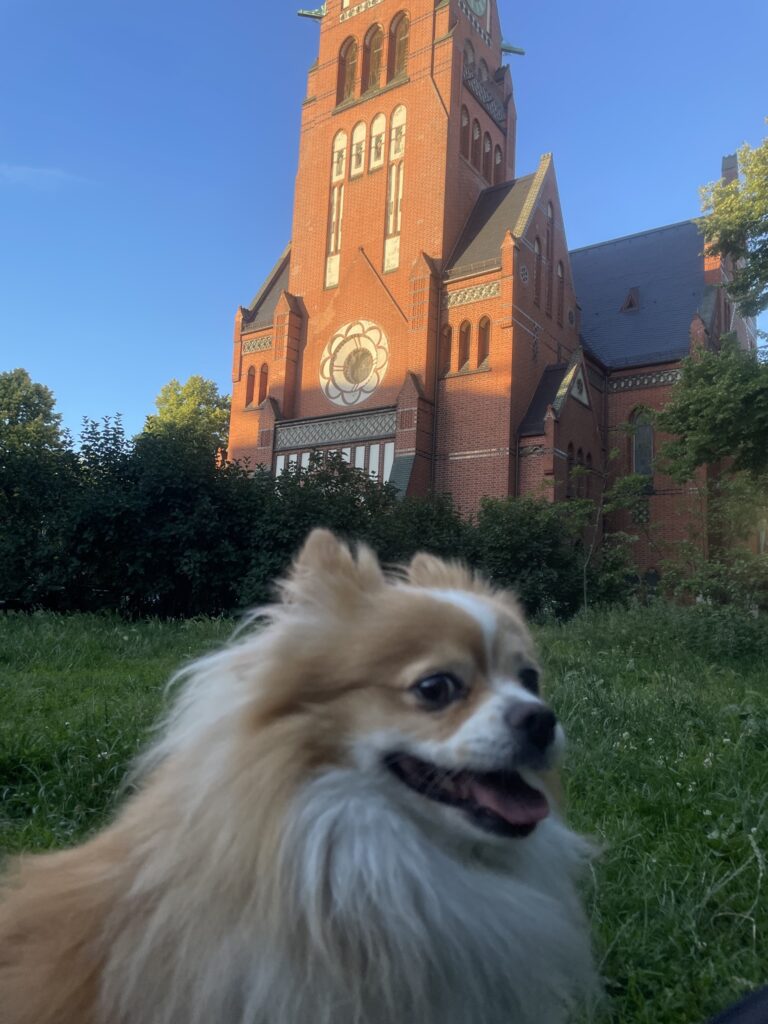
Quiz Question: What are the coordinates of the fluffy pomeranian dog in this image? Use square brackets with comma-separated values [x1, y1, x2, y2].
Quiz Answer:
[0, 530, 598, 1024]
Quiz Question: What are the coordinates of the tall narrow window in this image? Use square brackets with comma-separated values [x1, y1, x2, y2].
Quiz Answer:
[258, 364, 268, 405]
[471, 120, 481, 169]
[245, 365, 255, 406]
[384, 105, 406, 272]
[482, 132, 492, 181]
[631, 411, 654, 478]
[478, 59, 489, 82]
[439, 325, 452, 376]
[477, 317, 490, 366]
[533, 237, 542, 306]
[326, 133, 346, 288]
[460, 106, 470, 159]
[458, 321, 471, 370]
[363, 25, 384, 92]
[389, 13, 409, 80]
[494, 145, 503, 184]
[337, 38, 358, 104]
[463, 40, 475, 72]
[566, 443, 574, 498]
[556, 261, 564, 325]
[370, 113, 386, 170]
[350, 121, 366, 178]
[545, 202, 554, 317]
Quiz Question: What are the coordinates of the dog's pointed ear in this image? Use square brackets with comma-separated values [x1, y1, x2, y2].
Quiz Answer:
[407, 551, 478, 591]
[280, 529, 384, 606]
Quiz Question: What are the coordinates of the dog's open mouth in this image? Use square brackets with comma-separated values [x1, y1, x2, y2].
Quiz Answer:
[385, 752, 549, 838]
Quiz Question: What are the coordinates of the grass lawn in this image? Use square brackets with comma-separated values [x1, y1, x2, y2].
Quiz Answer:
[1, 605, 766, 1022]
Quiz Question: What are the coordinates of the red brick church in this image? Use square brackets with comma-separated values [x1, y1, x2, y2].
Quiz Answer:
[227, 0, 757, 572]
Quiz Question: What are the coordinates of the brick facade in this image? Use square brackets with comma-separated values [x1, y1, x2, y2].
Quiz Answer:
[227, 0, 757, 576]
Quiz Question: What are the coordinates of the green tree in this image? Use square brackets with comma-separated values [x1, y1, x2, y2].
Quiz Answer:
[0, 368, 65, 451]
[0, 370, 76, 607]
[143, 375, 231, 452]
[699, 130, 768, 321]
[658, 337, 768, 481]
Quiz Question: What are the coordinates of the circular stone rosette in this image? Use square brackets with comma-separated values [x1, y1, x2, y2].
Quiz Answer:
[319, 319, 389, 407]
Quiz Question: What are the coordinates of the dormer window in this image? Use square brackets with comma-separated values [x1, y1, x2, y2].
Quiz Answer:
[621, 287, 640, 312]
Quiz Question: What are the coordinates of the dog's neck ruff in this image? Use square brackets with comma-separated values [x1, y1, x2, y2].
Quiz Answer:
[272, 769, 597, 1024]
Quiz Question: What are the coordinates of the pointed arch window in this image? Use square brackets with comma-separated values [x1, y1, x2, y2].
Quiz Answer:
[245, 365, 256, 407]
[463, 40, 476, 72]
[478, 317, 490, 366]
[494, 145, 503, 184]
[389, 13, 409, 81]
[258, 364, 269, 405]
[533, 237, 542, 306]
[440, 325, 452, 376]
[460, 106, 470, 159]
[478, 59, 490, 82]
[350, 121, 367, 178]
[557, 261, 565, 325]
[337, 38, 358, 104]
[471, 119, 481, 169]
[631, 410, 654, 478]
[363, 25, 384, 93]
[458, 321, 471, 370]
[370, 113, 386, 170]
[482, 132, 492, 181]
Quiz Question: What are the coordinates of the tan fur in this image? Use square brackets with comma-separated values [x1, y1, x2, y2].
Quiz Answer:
[0, 530, 575, 1023]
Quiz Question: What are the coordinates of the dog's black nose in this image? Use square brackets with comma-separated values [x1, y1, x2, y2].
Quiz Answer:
[505, 704, 557, 751]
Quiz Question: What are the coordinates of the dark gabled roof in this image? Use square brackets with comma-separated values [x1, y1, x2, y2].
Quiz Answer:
[570, 220, 706, 370]
[242, 246, 291, 330]
[445, 175, 537, 276]
[519, 363, 568, 437]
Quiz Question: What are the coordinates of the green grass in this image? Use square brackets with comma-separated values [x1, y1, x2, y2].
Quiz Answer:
[1, 606, 766, 1022]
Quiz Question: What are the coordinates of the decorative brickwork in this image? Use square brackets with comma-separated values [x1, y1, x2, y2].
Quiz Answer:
[275, 409, 396, 451]
[608, 369, 682, 392]
[442, 282, 501, 308]
[242, 336, 272, 354]
[340, 0, 384, 23]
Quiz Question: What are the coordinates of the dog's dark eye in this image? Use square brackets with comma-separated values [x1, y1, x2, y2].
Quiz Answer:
[413, 673, 464, 710]
[518, 667, 540, 694]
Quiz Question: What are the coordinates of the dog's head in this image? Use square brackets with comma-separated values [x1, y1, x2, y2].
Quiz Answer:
[250, 529, 564, 845]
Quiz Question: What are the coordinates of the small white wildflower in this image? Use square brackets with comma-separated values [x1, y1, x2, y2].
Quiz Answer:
[703, 756, 713, 768]
[688, 782, 697, 792]
[751, 827, 758, 834]
[703, 809, 712, 817]
[722, 737, 731, 744]
[676, 782, 682, 789]
[622, 731, 630, 740]
[647, 737, 654, 745]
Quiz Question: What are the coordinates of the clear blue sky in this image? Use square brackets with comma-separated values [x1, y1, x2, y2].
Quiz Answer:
[1, 0, 765, 439]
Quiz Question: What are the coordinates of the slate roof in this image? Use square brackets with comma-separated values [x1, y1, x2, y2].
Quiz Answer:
[445, 175, 537, 276]
[242, 246, 291, 330]
[570, 221, 707, 370]
[519, 363, 568, 437]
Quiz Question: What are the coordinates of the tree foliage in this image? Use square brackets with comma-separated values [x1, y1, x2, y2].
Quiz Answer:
[143, 375, 231, 452]
[657, 337, 768, 481]
[699, 130, 768, 320]
[0, 368, 65, 451]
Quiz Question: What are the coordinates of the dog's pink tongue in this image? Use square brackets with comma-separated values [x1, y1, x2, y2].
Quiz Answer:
[468, 777, 550, 827]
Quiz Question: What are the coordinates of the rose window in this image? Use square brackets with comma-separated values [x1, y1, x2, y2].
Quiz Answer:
[319, 320, 390, 407]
